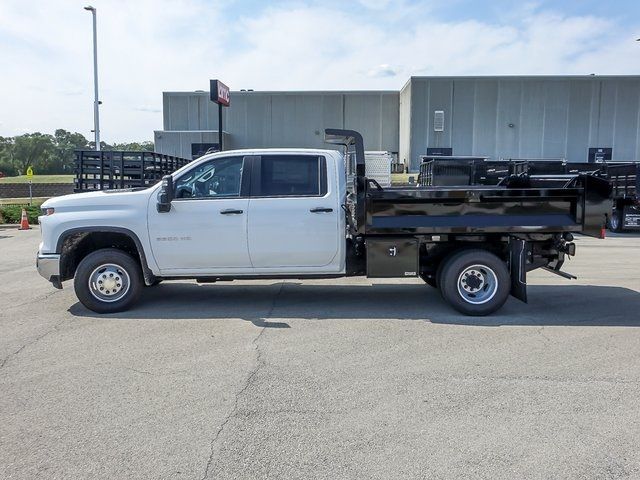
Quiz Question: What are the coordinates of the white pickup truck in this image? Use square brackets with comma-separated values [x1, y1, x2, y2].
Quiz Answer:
[37, 130, 611, 316]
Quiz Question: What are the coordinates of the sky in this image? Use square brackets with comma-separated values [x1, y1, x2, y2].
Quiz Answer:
[1, 0, 639, 142]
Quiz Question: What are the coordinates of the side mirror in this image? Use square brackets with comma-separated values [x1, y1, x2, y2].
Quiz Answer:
[157, 175, 174, 213]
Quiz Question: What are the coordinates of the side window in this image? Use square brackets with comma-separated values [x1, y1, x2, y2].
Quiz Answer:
[259, 155, 326, 197]
[174, 156, 244, 199]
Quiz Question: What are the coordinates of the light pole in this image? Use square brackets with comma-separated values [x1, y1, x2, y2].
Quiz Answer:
[84, 6, 100, 151]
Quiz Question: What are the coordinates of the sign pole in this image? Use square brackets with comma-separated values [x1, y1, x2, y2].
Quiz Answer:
[26, 166, 34, 205]
[218, 103, 223, 151]
[210, 79, 230, 153]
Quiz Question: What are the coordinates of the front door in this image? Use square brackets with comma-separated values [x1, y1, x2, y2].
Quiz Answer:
[247, 154, 342, 272]
[148, 155, 253, 274]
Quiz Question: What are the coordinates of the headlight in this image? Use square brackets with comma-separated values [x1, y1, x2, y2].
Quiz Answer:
[41, 207, 55, 216]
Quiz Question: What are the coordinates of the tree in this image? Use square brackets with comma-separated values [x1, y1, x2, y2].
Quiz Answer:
[111, 141, 155, 151]
[11, 133, 55, 175]
[0, 136, 17, 176]
[53, 129, 90, 173]
[0, 130, 155, 176]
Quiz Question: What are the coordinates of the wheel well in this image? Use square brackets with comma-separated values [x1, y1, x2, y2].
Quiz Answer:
[59, 231, 142, 281]
[419, 241, 508, 277]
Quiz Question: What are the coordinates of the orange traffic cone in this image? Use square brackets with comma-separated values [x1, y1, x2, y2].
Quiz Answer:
[18, 208, 30, 230]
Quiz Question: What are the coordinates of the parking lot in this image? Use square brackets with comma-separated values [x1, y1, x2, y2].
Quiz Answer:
[1, 227, 639, 479]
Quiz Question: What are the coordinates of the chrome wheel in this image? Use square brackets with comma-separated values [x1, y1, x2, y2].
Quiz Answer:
[457, 264, 498, 305]
[610, 212, 620, 231]
[88, 263, 130, 303]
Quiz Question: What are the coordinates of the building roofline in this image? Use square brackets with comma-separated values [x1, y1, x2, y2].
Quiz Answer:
[406, 74, 640, 80]
[163, 90, 399, 96]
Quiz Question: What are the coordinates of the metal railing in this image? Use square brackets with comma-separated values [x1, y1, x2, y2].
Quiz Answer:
[74, 150, 192, 192]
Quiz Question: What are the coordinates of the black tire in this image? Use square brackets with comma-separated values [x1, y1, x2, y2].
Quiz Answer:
[74, 248, 143, 313]
[609, 209, 623, 233]
[439, 249, 510, 316]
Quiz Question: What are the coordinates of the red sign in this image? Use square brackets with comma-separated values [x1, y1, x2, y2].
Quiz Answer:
[210, 79, 230, 106]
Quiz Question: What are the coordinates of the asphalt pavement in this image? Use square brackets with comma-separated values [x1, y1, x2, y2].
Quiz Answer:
[1, 227, 640, 479]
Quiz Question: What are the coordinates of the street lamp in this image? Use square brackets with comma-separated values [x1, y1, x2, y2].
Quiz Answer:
[84, 6, 100, 151]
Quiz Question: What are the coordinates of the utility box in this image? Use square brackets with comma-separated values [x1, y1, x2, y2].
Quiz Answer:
[366, 238, 418, 278]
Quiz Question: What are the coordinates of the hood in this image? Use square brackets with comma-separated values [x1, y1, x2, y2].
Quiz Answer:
[42, 187, 155, 212]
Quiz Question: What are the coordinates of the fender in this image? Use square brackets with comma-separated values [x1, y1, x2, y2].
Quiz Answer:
[55, 226, 156, 284]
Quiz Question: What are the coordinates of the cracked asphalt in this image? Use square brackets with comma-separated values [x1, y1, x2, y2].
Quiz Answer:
[2, 227, 640, 479]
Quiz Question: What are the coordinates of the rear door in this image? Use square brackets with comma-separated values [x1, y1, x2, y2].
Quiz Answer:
[247, 153, 342, 272]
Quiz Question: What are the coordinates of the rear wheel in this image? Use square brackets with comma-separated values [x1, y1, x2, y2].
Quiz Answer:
[609, 209, 623, 232]
[74, 248, 143, 313]
[439, 249, 510, 316]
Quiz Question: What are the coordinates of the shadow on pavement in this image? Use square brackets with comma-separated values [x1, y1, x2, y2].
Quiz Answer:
[68, 281, 640, 327]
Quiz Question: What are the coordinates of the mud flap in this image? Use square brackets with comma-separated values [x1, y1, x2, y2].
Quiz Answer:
[509, 237, 527, 303]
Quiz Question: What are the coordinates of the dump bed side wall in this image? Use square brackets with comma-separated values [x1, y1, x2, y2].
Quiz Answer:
[365, 187, 584, 235]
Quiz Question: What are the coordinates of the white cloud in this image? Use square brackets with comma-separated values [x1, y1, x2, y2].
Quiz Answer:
[367, 64, 401, 78]
[0, 0, 638, 142]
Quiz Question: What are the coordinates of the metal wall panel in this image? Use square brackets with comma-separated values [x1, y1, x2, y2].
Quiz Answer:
[612, 80, 640, 160]
[401, 76, 640, 170]
[398, 81, 412, 165]
[158, 91, 398, 155]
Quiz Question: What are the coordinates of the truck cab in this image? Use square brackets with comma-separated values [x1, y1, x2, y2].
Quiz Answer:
[149, 149, 346, 275]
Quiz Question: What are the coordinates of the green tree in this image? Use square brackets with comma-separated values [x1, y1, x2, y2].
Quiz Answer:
[0, 136, 17, 176]
[11, 133, 55, 175]
[111, 141, 154, 151]
[53, 129, 90, 173]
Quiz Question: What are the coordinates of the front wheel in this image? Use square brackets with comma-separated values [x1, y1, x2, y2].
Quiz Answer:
[439, 249, 510, 316]
[74, 248, 143, 313]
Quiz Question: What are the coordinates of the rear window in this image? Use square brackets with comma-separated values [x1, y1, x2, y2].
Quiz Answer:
[259, 155, 326, 197]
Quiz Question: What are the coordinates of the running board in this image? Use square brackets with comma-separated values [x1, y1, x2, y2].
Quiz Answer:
[541, 267, 577, 280]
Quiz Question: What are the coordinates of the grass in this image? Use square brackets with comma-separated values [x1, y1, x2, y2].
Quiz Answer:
[0, 197, 48, 206]
[0, 174, 74, 184]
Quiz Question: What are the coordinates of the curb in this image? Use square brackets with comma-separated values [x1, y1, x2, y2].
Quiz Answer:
[0, 224, 38, 229]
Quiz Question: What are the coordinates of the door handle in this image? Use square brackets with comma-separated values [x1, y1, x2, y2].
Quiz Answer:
[220, 209, 244, 215]
[309, 207, 333, 213]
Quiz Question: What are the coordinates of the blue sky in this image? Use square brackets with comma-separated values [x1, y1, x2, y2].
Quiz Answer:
[0, 0, 639, 141]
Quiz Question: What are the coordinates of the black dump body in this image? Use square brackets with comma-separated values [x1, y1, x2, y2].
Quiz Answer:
[366, 176, 611, 238]
[418, 156, 639, 230]
[325, 129, 612, 240]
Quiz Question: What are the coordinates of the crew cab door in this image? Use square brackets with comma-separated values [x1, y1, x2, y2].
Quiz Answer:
[147, 155, 253, 273]
[247, 153, 343, 273]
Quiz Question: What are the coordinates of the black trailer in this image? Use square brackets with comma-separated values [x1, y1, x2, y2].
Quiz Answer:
[74, 150, 192, 192]
[326, 129, 611, 315]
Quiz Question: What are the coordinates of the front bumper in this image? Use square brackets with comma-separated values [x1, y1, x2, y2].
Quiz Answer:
[36, 253, 62, 288]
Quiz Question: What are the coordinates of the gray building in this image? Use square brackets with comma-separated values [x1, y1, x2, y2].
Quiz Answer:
[157, 75, 640, 170]
[155, 90, 399, 159]
[401, 76, 640, 170]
